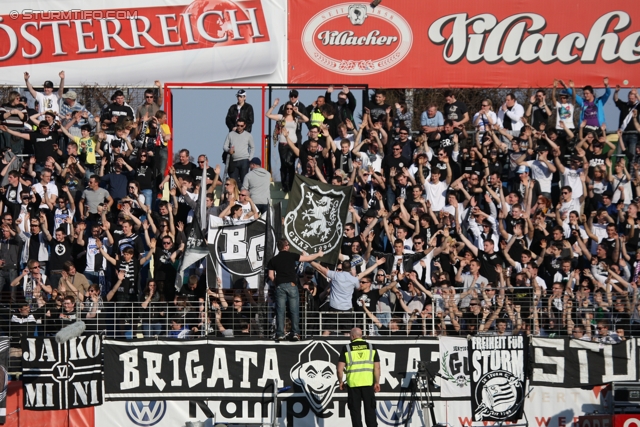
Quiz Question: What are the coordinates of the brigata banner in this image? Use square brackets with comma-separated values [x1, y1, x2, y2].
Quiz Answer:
[103, 339, 440, 416]
[21, 336, 103, 410]
[288, 0, 639, 88]
[530, 337, 638, 388]
[0, 0, 287, 85]
[469, 335, 527, 422]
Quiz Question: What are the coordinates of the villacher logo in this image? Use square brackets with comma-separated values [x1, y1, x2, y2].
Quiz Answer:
[301, 2, 412, 75]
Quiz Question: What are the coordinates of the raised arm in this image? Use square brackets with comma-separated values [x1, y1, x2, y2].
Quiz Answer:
[24, 72, 38, 99]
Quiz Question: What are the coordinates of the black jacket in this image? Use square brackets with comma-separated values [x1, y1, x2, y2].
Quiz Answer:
[225, 103, 255, 132]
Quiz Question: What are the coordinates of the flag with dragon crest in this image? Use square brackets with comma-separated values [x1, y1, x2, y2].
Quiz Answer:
[284, 175, 352, 265]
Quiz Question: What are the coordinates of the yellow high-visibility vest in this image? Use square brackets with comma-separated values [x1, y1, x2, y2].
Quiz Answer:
[344, 339, 375, 388]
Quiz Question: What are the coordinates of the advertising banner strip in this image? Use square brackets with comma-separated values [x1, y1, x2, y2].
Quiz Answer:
[0, 0, 287, 85]
[288, 0, 640, 88]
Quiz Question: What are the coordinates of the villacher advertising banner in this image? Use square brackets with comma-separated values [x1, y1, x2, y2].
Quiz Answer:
[468, 335, 527, 422]
[0, 0, 287, 85]
[21, 336, 103, 410]
[288, 0, 639, 88]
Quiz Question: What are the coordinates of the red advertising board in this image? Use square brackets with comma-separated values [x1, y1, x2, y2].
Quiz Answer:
[579, 414, 640, 427]
[288, 0, 640, 88]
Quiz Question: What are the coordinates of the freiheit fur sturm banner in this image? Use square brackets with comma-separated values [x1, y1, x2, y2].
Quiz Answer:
[469, 336, 527, 422]
[284, 175, 353, 265]
[21, 336, 103, 410]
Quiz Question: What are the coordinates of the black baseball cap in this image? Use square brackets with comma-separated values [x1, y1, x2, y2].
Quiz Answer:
[43, 80, 54, 88]
[289, 90, 299, 98]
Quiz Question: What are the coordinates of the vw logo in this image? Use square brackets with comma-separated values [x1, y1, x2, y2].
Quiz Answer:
[125, 401, 167, 426]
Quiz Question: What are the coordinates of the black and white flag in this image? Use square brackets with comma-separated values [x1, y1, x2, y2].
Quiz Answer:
[284, 175, 352, 265]
[208, 212, 276, 289]
[176, 162, 210, 290]
[469, 336, 527, 422]
[21, 336, 103, 410]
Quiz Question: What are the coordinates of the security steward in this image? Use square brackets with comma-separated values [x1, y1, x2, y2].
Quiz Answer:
[337, 327, 380, 427]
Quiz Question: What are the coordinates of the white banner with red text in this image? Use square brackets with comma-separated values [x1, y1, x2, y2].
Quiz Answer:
[0, 0, 287, 86]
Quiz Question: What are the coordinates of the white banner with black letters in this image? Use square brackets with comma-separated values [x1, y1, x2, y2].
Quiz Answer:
[21, 336, 103, 410]
[439, 337, 470, 398]
[469, 336, 527, 422]
[530, 337, 638, 388]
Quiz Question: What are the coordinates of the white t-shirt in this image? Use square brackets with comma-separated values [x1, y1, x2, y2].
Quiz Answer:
[526, 160, 553, 193]
[33, 181, 59, 209]
[559, 198, 582, 217]
[424, 180, 448, 212]
[555, 101, 575, 129]
[472, 110, 498, 132]
[36, 92, 60, 118]
[562, 168, 583, 200]
[590, 223, 608, 254]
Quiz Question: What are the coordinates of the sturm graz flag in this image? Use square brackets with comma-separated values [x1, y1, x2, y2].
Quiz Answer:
[469, 336, 527, 422]
[284, 175, 352, 265]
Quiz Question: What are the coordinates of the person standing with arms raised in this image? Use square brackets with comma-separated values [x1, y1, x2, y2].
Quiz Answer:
[267, 238, 323, 341]
[337, 327, 380, 427]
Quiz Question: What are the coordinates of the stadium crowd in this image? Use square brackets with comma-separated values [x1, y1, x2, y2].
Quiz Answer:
[0, 73, 638, 347]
